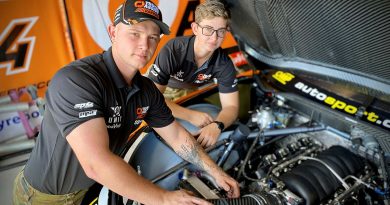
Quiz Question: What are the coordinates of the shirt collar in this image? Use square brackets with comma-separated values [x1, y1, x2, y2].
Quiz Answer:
[103, 47, 127, 89]
[187, 36, 212, 70]
[103, 47, 142, 91]
[186, 35, 196, 63]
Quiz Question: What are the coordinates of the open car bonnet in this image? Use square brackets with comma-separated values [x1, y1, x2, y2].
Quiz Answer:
[225, 0, 390, 133]
[225, 0, 390, 93]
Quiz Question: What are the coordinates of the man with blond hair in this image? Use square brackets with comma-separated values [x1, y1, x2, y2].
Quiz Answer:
[13, 0, 239, 204]
[148, 0, 239, 147]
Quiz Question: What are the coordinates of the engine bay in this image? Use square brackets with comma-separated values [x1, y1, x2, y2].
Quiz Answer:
[127, 78, 390, 205]
[182, 109, 387, 204]
[179, 129, 387, 205]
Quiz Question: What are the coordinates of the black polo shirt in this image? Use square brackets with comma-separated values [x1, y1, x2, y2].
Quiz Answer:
[24, 48, 174, 194]
[148, 35, 238, 93]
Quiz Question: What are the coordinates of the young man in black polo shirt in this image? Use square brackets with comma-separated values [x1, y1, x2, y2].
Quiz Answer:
[13, 0, 239, 204]
[147, 0, 239, 147]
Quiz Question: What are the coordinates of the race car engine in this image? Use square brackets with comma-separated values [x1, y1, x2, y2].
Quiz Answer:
[128, 94, 389, 205]
[172, 101, 389, 205]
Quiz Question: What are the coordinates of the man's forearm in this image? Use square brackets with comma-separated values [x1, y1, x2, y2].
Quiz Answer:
[174, 132, 223, 175]
[216, 91, 239, 129]
[215, 105, 239, 128]
[165, 99, 193, 122]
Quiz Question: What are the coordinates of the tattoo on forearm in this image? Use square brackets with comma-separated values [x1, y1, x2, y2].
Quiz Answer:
[177, 137, 206, 171]
[176, 137, 225, 175]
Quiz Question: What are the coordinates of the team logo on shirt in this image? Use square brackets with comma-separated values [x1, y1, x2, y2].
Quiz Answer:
[152, 64, 161, 72]
[74, 102, 97, 118]
[175, 70, 184, 78]
[111, 106, 121, 117]
[232, 79, 238, 87]
[74, 102, 94, 109]
[170, 70, 184, 82]
[107, 106, 122, 129]
[79, 110, 97, 118]
[134, 106, 149, 125]
[194, 73, 212, 83]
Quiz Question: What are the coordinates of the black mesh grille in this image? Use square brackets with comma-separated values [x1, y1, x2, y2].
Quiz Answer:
[255, 0, 390, 82]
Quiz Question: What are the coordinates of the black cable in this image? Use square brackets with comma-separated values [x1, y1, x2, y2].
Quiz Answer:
[237, 129, 264, 179]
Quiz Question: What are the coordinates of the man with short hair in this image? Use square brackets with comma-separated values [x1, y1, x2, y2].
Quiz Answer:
[13, 0, 239, 204]
[148, 0, 239, 147]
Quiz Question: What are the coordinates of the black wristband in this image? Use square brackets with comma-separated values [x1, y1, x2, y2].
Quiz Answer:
[213, 121, 225, 131]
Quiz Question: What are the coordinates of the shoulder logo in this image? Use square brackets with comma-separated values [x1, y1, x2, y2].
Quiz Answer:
[152, 64, 161, 73]
[74, 102, 94, 109]
[0, 17, 38, 75]
[151, 65, 159, 77]
[232, 79, 238, 87]
[79, 110, 97, 118]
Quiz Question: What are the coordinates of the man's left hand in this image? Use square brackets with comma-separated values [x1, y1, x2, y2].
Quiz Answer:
[196, 122, 221, 147]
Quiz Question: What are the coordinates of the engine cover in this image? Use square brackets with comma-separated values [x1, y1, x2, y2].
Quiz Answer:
[280, 146, 365, 205]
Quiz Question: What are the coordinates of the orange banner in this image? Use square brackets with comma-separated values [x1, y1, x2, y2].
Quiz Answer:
[66, 0, 237, 72]
[0, 0, 75, 97]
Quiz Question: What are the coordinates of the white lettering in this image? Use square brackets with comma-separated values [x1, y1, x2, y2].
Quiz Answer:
[145, 1, 159, 14]
[171, 74, 184, 82]
[79, 110, 97, 118]
[316, 93, 327, 101]
[0, 111, 41, 131]
[107, 123, 121, 129]
[301, 85, 312, 93]
[294, 82, 305, 89]
[309, 88, 319, 97]
[74, 102, 94, 109]
[153, 64, 160, 73]
[109, 116, 123, 123]
[151, 70, 158, 76]
[134, 120, 142, 125]
[383, 119, 390, 128]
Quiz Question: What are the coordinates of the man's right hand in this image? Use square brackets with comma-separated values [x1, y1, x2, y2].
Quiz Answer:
[188, 110, 214, 128]
[162, 190, 212, 205]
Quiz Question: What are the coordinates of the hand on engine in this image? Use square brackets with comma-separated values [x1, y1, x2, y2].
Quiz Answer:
[195, 123, 221, 147]
[212, 171, 240, 198]
[188, 110, 214, 128]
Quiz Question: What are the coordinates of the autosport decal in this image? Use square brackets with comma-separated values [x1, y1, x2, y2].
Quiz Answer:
[271, 71, 390, 132]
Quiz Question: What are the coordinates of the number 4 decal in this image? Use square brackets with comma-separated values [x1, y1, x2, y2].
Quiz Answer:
[0, 17, 38, 75]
